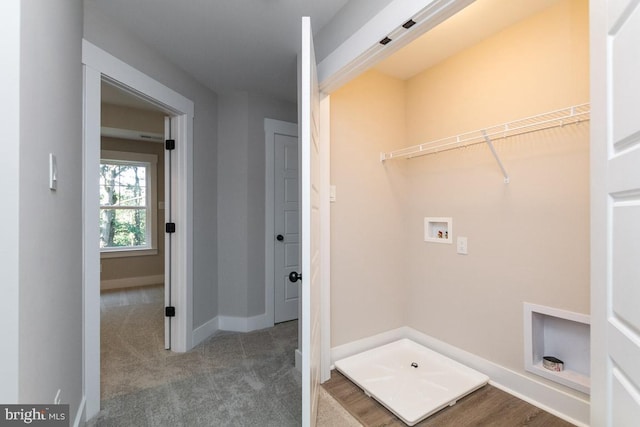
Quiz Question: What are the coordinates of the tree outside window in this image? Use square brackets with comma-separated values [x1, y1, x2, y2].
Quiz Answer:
[100, 151, 157, 254]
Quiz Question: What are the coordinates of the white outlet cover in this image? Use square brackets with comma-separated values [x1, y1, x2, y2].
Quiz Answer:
[457, 236, 468, 255]
[330, 185, 336, 202]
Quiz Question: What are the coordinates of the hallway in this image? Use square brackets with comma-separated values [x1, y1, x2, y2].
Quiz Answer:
[92, 286, 301, 426]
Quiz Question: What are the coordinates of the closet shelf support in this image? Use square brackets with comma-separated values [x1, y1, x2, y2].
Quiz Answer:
[482, 130, 510, 184]
[379, 103, 590, 164]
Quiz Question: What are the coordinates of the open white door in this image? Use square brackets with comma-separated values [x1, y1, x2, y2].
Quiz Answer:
[591, 1, 640, 425]
[164, 117, 173, 350]
[300, 16, 322, 427]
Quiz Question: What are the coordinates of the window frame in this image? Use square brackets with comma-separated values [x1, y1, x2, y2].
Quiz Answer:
[99, 150, 158, 258]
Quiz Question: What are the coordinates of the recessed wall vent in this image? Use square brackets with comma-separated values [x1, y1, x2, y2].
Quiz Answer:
[402, 19, 416, 29]
[379, 36, 392, 46]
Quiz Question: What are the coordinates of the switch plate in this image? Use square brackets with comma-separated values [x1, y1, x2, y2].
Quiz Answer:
[457, 236, 468, 255]
[49, 153, 57, 191]
[329, 185, 336, 202]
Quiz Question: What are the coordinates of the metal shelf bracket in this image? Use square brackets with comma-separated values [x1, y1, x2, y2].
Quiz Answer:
[482, 130, 510, 184]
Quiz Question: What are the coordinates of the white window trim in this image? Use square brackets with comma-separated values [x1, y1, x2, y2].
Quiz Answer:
[100, 149, 158, 258]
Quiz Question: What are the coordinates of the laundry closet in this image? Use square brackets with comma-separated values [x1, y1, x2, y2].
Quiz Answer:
[328, 0, 589, 423]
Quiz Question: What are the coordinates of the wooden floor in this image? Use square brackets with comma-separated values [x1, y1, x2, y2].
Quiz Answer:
[323, 371, 575, 427]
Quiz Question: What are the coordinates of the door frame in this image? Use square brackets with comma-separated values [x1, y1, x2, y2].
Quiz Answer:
[265, 118, 299, 327]
[314, 0, 478, 385]
[82, 40, 194, 419]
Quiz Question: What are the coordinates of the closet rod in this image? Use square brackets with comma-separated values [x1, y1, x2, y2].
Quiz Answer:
[380, 103, 590, 162]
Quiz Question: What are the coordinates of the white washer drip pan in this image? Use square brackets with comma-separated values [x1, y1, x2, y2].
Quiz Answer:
[334, 339, 489, 426]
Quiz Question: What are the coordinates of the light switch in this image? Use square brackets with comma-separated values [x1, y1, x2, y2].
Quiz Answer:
[49, 153, 58, 191]
[457, 236, 468, 255]
[330, 185, 336, 203]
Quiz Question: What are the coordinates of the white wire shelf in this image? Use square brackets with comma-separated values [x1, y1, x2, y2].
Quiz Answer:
[380, 103, 590, 163]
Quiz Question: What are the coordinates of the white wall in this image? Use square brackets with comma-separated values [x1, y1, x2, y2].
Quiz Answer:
[218, 93, 250, 317]
[403, 1, 590, 388]
[0, 0, 21, 404]
[192, 96, 220, 328]
[247, 94, 298, 316]
[330, 0, 589, 403]
[84, 3, 220, 329]
[17, 0, 85, 418]
[330, 70, 409, 346]
[217, 92, 297, 319]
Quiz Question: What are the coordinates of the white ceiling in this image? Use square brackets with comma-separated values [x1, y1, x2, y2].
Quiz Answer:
[375, 0, 563, 80]
[87, 0, 350, 103]
[91, 0, 563, 106]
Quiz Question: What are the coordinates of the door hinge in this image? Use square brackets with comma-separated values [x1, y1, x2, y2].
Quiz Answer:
[165, 139, 175, 150]
[165, 306, 176, 317]
[166, 222, 176, 233]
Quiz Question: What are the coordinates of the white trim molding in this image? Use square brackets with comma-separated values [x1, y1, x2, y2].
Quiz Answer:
[318, 0, 474, 94]
[330, 327, 590, 427]
[72, 397, 86, 427]
[191, 312, 278, 348]
[82, 40, 193, 116]
[82, 39, 194, 421]
[217, 313, 273, 333]
[264, 118, 299, 329]
[100, 274, 165, 291]
[192, 317, 219, 347]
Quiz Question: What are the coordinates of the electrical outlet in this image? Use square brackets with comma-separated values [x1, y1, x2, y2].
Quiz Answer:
[457, 236, 468, 255]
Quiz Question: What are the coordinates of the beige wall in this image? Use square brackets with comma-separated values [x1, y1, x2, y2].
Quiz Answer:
[101, 103, 165, 134]
[330, 70, 409, 346]
[330, 0, 589, 395]
[100, 104, 166, 288]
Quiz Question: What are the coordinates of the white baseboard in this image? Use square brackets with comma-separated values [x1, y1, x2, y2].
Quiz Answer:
[74, 396, 86, 427]
[100, 274, 164, 290]
[192, 316, 219, 347]
[218, 313, 273, 333]
[330, 327, 589, 427]
[190, 313, 275, 347]
[330, 326, 407, 367]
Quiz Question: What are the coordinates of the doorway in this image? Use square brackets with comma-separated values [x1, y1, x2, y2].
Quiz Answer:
[265, 119, 300, 325]
[98, 81, 169, 398]
[83, 40, 195, 419]
[99, 81, 167, 295]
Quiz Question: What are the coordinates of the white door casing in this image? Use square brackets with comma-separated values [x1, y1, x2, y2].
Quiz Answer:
[591, 0, 640, 425]
[164, 117, 172, 350]
[265, 119, 300, 325]
[274, 128, 301, 323]
[82, 40, 194, 420]
[300, 16, 322, 427]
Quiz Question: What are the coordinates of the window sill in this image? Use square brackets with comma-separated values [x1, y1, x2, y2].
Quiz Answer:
[100, 248, 159, 259]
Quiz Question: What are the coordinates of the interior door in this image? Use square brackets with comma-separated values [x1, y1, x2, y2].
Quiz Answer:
[592, 0, 640, 425]
[300, 16, 322, 427]
[164, 116, 173, 350]
[274, 129, 300, 323]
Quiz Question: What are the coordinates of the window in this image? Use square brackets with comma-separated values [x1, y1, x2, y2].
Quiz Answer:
[100, 150, 158, 257]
